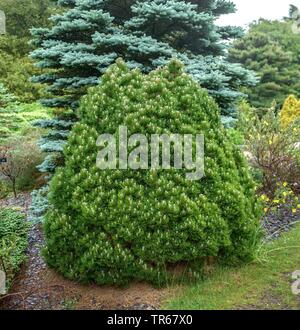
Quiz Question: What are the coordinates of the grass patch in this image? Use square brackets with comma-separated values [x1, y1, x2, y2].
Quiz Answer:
[163, 223, 300, 310]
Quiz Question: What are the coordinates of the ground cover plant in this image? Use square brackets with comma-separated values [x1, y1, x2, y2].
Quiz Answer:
[0, 207, 29, 291]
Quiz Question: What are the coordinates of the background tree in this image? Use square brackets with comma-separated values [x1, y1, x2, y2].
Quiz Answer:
[0, 36, 47, 102]
[31, 0, 256, 120]
[30, 0, 256, 148]
[0, 0, 54, 37]
[229, 19, 300, 111]
[30, 0, 257, 222]
[0, 0, 55, 100]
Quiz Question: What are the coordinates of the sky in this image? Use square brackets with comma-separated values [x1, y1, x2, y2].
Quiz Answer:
[217, 0, 300, 27]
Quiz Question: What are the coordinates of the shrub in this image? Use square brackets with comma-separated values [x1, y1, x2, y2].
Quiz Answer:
[240, 104, 300, 195]
[0, 208, 29, 290]
[0, 135, 44, 197]
[44, 60, 262, 286]
[280, 95, 300, 129]
[0, 83, 16, 108]
[28, 185, 49, 224]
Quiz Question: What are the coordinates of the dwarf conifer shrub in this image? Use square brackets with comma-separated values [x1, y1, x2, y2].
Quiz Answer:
[44, 60, 261, 286]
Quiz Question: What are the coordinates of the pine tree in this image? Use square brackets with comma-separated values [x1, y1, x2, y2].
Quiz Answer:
[229, 19, 300, 110]
[31, 0, 256, 158]
[43, 60, 261, 286]
[30, 0, 256, 222]
[0, 35, 47, 103]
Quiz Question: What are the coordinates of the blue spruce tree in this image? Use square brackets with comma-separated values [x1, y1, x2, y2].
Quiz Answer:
[30, 0, 256, 221]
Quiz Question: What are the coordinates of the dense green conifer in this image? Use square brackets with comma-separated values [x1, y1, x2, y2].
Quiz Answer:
[44, 60, 261, 285]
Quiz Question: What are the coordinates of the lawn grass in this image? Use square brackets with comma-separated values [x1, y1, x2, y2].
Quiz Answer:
[163, 223, 300, 310]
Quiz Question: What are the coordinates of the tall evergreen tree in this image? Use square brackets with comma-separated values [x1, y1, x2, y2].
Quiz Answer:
[228, 19, 300, 110]
[31, 0, 256, 142]
[29, 0, 256, 221]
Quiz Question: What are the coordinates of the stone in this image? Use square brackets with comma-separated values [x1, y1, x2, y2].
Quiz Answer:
[0, 10, 6, 35]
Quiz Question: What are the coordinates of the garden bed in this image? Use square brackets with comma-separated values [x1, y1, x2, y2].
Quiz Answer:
[0, 193, 169, 310]
[1, 192, 299, 310]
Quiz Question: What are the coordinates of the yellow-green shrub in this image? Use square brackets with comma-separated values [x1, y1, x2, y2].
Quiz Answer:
[280, 95, 300, 129]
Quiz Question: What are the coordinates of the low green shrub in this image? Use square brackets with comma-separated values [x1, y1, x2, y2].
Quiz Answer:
[0, 208, 29, 290]
[0, 134, 44, 196]
[44, 60, 262, 286]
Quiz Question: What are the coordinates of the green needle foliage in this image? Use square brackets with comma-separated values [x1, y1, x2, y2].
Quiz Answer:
[31, 0, 255, 119]
[30, 0, 256, 172]
[229, 19, 300, 111]
[0, 36, 47, 103]
[44, 60, 262, 286]
[30, 0, 257, 223]
[0, 83, 50, 142]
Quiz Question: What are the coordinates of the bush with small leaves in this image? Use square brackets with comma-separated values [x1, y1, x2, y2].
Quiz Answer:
[0, 135, 44, 197]
[280, 95, 300, 129]
[44, 60, 262, 286]
[239, 103, 300, 195]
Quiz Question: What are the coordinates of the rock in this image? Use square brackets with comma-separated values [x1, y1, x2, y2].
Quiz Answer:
[262, 206, 299, 241]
